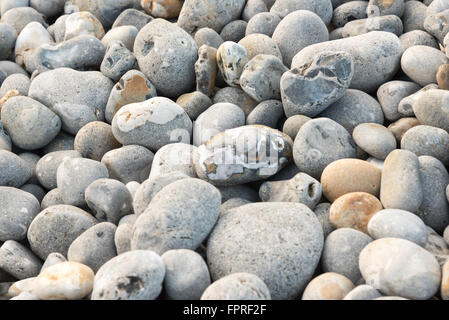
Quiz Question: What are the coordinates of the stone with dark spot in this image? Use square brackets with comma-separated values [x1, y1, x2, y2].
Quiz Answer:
[0, 240, 42, 280]
[101, 40, 136, 82]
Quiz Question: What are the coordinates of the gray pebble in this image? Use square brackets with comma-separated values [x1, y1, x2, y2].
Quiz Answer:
[320, 89, 384, 134]
[219, 20, 247, 43]
[0, 23, 17, 60]
[341, 15, 404, 38]
[417, 156, 449, 233]
[134, 18, 197, 98]
[20, 184, 45, 203]
[332, 1, 368, 27]
[238, 33, 282, 61]
[353, 123, 397, 160]
[126, 182, 139, 199]
[399, 30, 439, 51]
[424, 9, 449, 44]
[112, 8, 153, 31]
[30, 0, 65, 17]
[40, 188, 65, 210]
[101, 25, 138, 51]
[0, 0, 29, 17]
[367, 0, 405, 17]
[91, 250, 165, 300]
[245, 12, 281, 37]
[0, 61, 27, 77]
[56, 157, 109, 207]
[40, 252, 67, 272]
[0, 74, 30, 97]
[201, 272, 270, 300]
[413, 89, 449, 132]
[0, 240, 42, 280]
[426, 0, 449, 16]
[194, 45, 218, 97]
[36, 151, 82, 190]
[193, 102, 245, 146]
[0, 7, 46, 34]
[207, 202, 324, 300]
[47, 14, 68, 43]
[68, 222, 117, 273]
[247, 100, 284, 128]
[343, 285, 382, 300]
[359, 238, 441, 300]
[85, 179, 133, 224]
[293, 118, 357, 179]
[380, 149, 423, 213]
[216, 41, 248, 87]
[292, 31, 403, 93]
[213, 86, 258, 117]
[444, 225, 449, 246]
[18, 152, 40, 185]
[259, 172, 322, 209]
[220, 198, 252, 217]
[27, 205, 97, 260]
[368, 209, 428, 246]
[194, 28, 223, 49]
[272, 10, 329, 67]
[398, 84, 438, 117]
[105, 70, 157, 124]
[1, 96, 61, 150]
[282, 115, 311, 140]
[111, 97, 192, 152]
[0, 150, 32, 188]
[131, 178, 221, 255]
[101, 40, 136, 82]
[281, 51, 354, 117]
[313, 202, 335, 239]
[133, 172, 190, 216]
[270, 0, 333, 24]
[176, 91, 212, 121]
[218, 185, 260, 203]
[377, 80, 421, 122]
[74, 121, 121, 161]
[114, 214, 137, 255]
[101, 145, 154, 184]
[162, 249, 211, 300]
[0, 122, 11, 152]
[242, 0, 268, 22]
[322, 228, 373, 284]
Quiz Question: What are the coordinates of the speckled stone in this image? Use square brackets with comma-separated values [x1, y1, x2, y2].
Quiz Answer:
[36, 151, 82, 190]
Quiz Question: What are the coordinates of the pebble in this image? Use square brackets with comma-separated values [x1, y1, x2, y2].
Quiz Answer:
[332, 1, 368, 27]
[247, 100, 284, 128]
[40, 252, 67, 272]
[220, 20, 247, 43]
[101, 40, 136, 82]
[343, 285, 382, 300]
[131, 178, 221, 255]
[359, 238, 441, 300]
[134, 18, 197, 98]
[207, 202, 324, 300]
[27, 205, 98, 260]
[443, 261, 449, 300]
[368, 209, 428, 246]
[64, 11, 105, 41]
[424, 9, 449, 44]
[35, 151, 82, 190]
[259, 172, 322, 209]
[176, 91, 212, 121]
[194, 126, 293, 185]
[272, 10, 329, 67]
[67, 222, 117, 273]
[377, 80, 421, 122]
[212, 87, 258, 117]
[162, 249, 211, 300]
[0, 240, 42, 280]
[293, 118, 357, 179]
[353, 123, 397, 160]
[238, 34, 282, 61]
[102, 25, 138, 51]
[341, 15, 404, 38]
[380, 149, 423, 213]
[0, 23, 17, 60]
[21, 184, 45, 203]
[40, 188, 65, 210]
[413, 89, 449, 132]
[282, 115, 311, 140]
[401, 46, 449, 87]
[329, 192, 383, 233]
[91, 250, 165, 300]
[149, 143, 197, 179]
[281, 51, 354, 118]
[437, 64, 449, 90]
[245, 12, 281, 37]
[216, 41, 248, 87]
[0, 150, 32, 188]
[398, 84, 438, 117]
[0, 7, 46, 34]
[399, 30, 438, 51]
[194, 28, 223, 49]
[302, 272, 354, 300]
[220, 198, 252, 217]
[30, 0, 65, 18]
[111, 97, 192, 152]
[201, 273, 270, 300]
[0, 74, 30, 97]
[112, 9, 153, 31]
[314, 202, 335, 239]
[242, 0, 268, 22]
[114, 214, 136, 255]
[367, 0, 405, 17]
[194, 45, 218, 97]
[270, 0, 333, 24]
[56, 158, 109, 207]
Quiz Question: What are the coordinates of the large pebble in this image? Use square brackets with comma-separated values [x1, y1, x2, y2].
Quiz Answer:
[353, 123, 396, 160]
[0, 150, 32, 187]
[207, 202, 324, 300]
[413, 89, 449, 132]
[0, 240, 42, 280]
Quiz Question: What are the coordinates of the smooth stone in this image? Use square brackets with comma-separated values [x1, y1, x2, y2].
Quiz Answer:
[340, 15, 404, 38]
[212, 87, 258, 117]
[20, 184, 45, 203]
[0, 23, 17, 60]
[0, 121, 12, 151]
[27, 205, 98, 260]
[91, 250, 165, 300]
[64, 11, 105, 40]
[0, 240, 42, 280]
[282, 115, 310, 140]
[56, 158, 109, 207]
[246, 100, 284, 128]
[219, 20, 247, 43]
[238, 33, 282, 61]
[314, 202, 335, 238]
[272, 10, 329, 67]
[40, 252, 67, 272]
[242, 0, 268, 22]
[17, 152, 39, 185]
[176, 91, 212, 121]
[319, 89, 384, 134]
[101, 25, 138, 51]
[424, 9, 449, 44]
[40, 188, 65, 210]
[437, 64, 449, 90]
[400, 30, 439, 52]
[367, 0, 405, 17]
[30, 0, 65, 17]
[343, 285, 382, 300]
[329, 192, 383, 233]
[401, 125, 449, 165]
[101, 145, 154, 184]
[291, 31, 403, 93]
[0, 151, 32, 187]
[270, 0, 333, 24]
[47, 14, 68, 43]
[259, 172, 322, 209]
[380, 149, 423, 212]
[114, 215, 136, 255]
[131, 178, 221, 254]
[0, 7, 46, 35]
[281, 51, 354, 117]
[0, 74, 30, 97]
[218, 185, 260, 203]
[67, 222, 117, 273]
[134, 18, 197, 98]
[398, 84, 439, 117]
[302, 272, 354, 300]
[194, 126, 293, 186]
[112, 8, 153, 31]
[36, 151, 82, 190]
[293, 118, 357, 179]
[442, 261, 449, 300]
[359, 238, 441, 300]
[413, 89, 449, 132]
[353, 123, 397, 160]
[74, 121, 121, 161]
[332, 1, 368, 27]
[377, 80, 421, 122]
[111, 97, 192, 152]
[149, 143, 197, 179]
[401, 46, 449, 86]
[194, 28, 223, 49]
[162, 249, 211, 300]
[201, 273, 270, 300]
[220, 198, 252, 217]
[105, 70, 157, 124]
[207, 202, 324, 300]
[245, 12, 281, 37]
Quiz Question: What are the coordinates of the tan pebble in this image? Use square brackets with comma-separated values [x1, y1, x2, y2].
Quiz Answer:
[442, 260, 449, 300]
[321, 159, 382, 202]
[330, 192, 383, 233]
[141, 0, 182, 19]
[437, 64, 449, 90]
[33, 261, 94, 300]
[387, 117, 420, 142]
[8, 277, 37, 298]
[302, 272, 355, 300]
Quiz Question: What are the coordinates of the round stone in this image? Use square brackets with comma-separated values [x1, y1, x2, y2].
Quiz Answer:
[352, 123, 397, 160]
[302, 272, 355, 300]
[35, 151, 82, 190]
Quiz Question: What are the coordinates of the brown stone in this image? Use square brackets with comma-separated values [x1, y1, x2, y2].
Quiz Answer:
[442, 260, 449, 300]
[321, 159, 382, 202]
[329, 192, 383, 233]
[141, 0, 183, 19]
[437, 64, 449, 90]
[387, 117, 420, 142]
[302, 272, 354, 300]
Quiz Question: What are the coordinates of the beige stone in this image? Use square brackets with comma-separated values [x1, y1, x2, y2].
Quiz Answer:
[302, 272, 354, 300]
